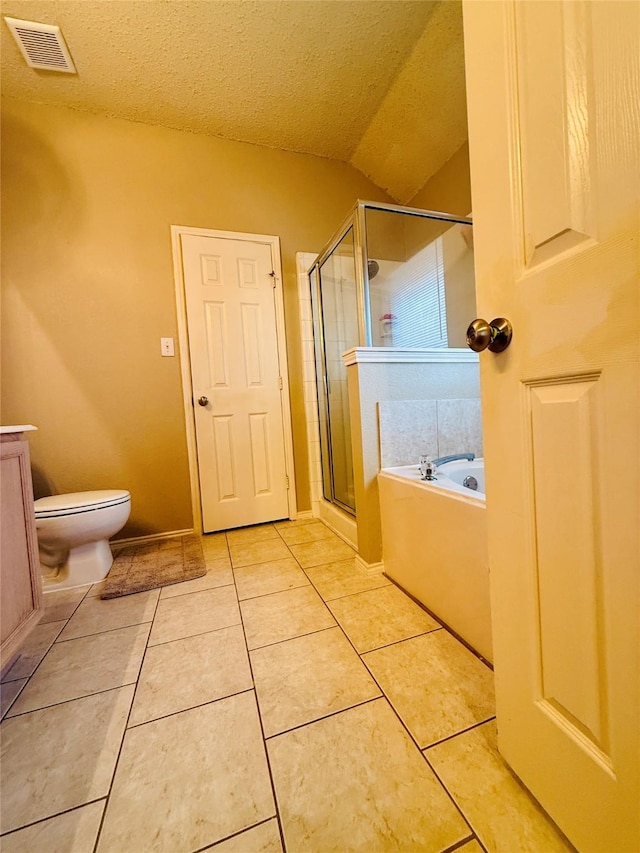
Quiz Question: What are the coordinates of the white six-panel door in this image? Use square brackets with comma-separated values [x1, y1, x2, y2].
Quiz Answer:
[463, 1, 639, 850]
[180, 233, 290, 532]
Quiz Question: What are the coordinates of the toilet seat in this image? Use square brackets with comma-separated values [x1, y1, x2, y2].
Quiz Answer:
[35, 490, 130, 519]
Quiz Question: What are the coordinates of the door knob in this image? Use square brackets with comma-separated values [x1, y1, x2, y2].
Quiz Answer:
[466, 317, 513, 353]
[197, 396, 209, 407]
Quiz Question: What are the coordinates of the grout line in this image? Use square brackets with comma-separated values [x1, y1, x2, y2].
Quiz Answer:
[235, 581, 311, 604]
[125, 686, 255, 730]
[92, 583, 164, 853]
[190, 815, 278, 853]
[146, 618, 243, 649]
[264, 694, 383, 742]
[155, 581, 235, 604]
[247, 624, 338, 655]
[0, 798, 107, 841]
[18, 587, 94, 683]
[357, 626, 444, 656]
[53, 618, 155, 645]
[422, 716, 497, 751]
[316, 582, 392, 604]
[143, 619, 244, 649]
[3, 681, 139, 721]
[440, 834, 482, 853]
[158, 579, 235, 601]
[232, 545, 288, 853]
[1, 620, 67, 684]
[422, 750, 490, 853]
[0, 679, 28, 721]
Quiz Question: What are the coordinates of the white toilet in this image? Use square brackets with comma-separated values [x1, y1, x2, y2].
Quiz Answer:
[34, 490, 131, 592]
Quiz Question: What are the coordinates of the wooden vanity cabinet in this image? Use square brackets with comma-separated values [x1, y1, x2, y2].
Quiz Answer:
[1, 428, 43, 675]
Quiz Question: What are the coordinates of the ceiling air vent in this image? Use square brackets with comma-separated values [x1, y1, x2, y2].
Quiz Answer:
[4, 17, 76, 73]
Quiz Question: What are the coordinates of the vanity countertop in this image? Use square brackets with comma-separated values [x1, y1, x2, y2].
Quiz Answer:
[0, 425, 38, 434]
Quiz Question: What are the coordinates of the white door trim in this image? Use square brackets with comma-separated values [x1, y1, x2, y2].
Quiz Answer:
[171, 224, 298, 533]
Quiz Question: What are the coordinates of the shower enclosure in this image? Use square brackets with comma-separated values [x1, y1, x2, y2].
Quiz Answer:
[309, 200, 475, 516]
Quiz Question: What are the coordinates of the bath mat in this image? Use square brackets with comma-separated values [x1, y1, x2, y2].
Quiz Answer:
[101, 534, 206, 599]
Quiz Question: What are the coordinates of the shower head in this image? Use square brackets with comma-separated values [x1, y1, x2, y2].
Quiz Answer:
[367, 259, 380, 280]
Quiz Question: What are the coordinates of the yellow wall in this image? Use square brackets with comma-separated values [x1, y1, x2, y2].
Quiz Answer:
[1, 98, 392, 537]
[408, 141, 471, 215]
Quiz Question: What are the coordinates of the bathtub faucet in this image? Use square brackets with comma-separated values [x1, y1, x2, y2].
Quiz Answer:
[418, 455, 437, 481]
[432, 453, 475, 467]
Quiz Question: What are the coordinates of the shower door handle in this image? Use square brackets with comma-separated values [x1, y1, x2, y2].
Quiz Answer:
[466, 318, 513, 353]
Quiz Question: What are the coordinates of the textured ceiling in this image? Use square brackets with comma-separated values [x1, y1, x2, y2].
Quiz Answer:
[0, 0, 468, 202]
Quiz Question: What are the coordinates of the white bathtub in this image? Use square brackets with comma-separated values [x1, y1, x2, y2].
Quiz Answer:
[378, 459, 492, 662]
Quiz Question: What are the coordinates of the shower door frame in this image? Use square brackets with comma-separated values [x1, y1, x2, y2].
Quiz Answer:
[309, 200, 474, 516]
[310, 213, 361, 516]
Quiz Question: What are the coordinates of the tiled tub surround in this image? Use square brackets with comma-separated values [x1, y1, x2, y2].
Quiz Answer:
[378, 397, 483, 469]
[0, 520, 573, 852]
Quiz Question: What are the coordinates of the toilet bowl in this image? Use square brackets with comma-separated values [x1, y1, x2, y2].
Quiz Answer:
[34, 490, 131, 592]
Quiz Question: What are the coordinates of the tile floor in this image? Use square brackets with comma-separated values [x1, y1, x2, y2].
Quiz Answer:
[0, 519, 574, 853]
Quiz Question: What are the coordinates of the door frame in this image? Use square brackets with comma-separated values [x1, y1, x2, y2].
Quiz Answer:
[171, 224, 298, 534]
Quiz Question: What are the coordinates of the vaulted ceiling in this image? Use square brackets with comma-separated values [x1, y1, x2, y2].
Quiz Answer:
[0, 0, 468, 203]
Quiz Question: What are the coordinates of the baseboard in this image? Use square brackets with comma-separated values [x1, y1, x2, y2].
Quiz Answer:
[355, 554, 385, 576]
[314, 500, 358, 549]
[112, 528, 195, 547]
[294, 510, 314, 521]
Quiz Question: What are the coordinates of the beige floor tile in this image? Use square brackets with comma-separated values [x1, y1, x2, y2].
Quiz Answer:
[229, 537, 291, 568]
[252, 627, 381, 737]
[426, 721, 574, 853]
[39, 587, 90, 623]
[289, 537, 355, 568]
[0, 686, 134, 834]
[456, 841, 484, 853]
[204, 819, 283, 852]
[1, 620, 66, 682]
[57, 589, 160, 641]
[205, 552, 232, 568]
[234, 557, 310, 600]
[1, 679, 27, 719]
[160, 559, 234, 599]
[364, 631, 495, 747]
[277, 521, 336, 546]
[148, 585, 240, 646]
[226, 524, 278, 547]
[129, 624, 252, 726]
[305, 558, 391, 601]
[241, 586, 336, 650]
[8, 624, 150, 716]
[200, 532, 230, 558]
[97, 692, 275, 852]
[0, 801, 105, 853]
[328, 584, 440, 653]
[268, 698, 470, 852]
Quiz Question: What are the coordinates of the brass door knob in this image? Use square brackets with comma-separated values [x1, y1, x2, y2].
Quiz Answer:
[197, 396, 209, 406]
[466, 317, 513, 353]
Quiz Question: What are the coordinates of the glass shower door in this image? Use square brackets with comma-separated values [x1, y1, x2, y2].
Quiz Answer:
[313, 227, 358, 513]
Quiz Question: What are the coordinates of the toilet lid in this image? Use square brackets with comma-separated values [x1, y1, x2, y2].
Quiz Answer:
[34, 490, 130, 518]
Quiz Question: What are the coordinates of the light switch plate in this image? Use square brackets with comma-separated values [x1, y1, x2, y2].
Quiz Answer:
[160, 337, 175, 357]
